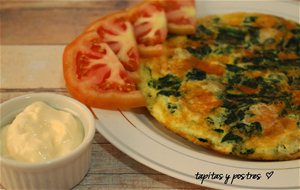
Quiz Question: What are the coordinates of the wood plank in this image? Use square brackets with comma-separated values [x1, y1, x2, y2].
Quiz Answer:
[0, 90, 66, 102]
[1, 45, 65, 88]
[74, 173, 207, 190]
[0, 1, 139, 10]
[90, 143, 156, 174]
[89, 138, 210, 189]
[1, 8, 104, 45]
[94, 130, 110, 144]
[79, 142, 206, 189]
[0, 1, 139, 45]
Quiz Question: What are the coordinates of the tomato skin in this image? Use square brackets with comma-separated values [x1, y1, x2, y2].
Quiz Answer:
[161, 0, 196, 34]
[129, 0, 167, 57]
[84, 12, 140, 72]
[63, 31, 146, 109]
[65, 83, 146, 109]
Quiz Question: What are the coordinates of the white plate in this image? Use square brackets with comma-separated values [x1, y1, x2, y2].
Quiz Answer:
[93, 1, 300, 189]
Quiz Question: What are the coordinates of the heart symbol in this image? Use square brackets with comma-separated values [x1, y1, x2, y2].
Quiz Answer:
[266, 171, 274, 179]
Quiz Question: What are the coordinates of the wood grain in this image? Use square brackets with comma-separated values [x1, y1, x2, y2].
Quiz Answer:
[1, 1, 138, 45]
[0, 1, 214, 189]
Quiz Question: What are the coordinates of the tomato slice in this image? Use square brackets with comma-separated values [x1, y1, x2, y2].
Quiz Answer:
[162, 0, 196, 34]
[63, 31, 145, 109]
[129, 0, 167, 57]
[84, 12, 139, 72]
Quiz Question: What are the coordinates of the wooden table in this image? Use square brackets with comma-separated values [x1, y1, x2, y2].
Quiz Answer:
[0, 1, 212, 189]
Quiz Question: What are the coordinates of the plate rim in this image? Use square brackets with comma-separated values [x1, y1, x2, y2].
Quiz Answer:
[94, 108, 300, 189]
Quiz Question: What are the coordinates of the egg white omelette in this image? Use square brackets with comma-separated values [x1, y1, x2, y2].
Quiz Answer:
[139, 12, 300, 160]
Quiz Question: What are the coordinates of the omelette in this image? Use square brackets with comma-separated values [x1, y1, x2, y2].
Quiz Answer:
[139, 13, 300, 160]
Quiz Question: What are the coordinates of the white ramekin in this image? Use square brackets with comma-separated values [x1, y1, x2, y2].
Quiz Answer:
[0, 93, 95, 190]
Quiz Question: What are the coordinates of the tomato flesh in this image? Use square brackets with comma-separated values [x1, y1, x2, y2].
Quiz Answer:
[84, 12, 140, 72]
[130, 1, 167, 47]
[63, 31, 145, 109]
[163, 0, 196, 34]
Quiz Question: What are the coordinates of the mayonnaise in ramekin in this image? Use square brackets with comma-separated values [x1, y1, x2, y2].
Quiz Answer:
[0, 101, 84, 163]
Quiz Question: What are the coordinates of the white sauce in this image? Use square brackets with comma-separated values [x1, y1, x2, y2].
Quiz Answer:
[0, 101, 83, 163]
